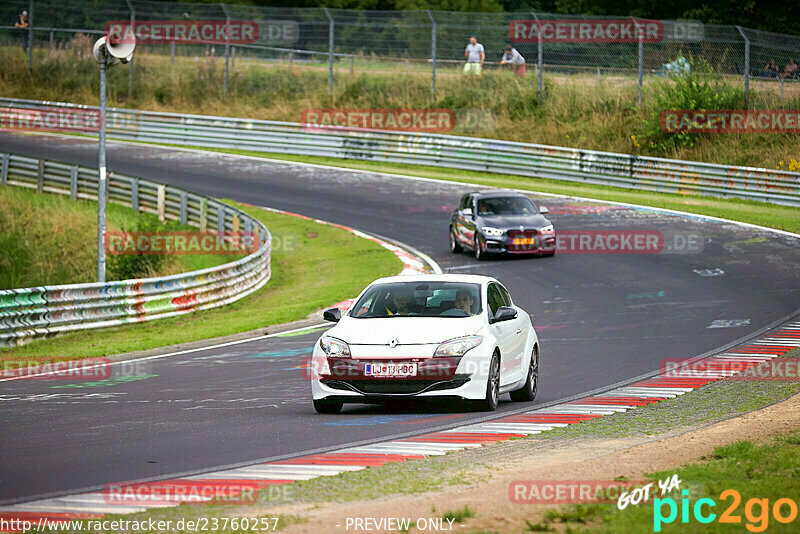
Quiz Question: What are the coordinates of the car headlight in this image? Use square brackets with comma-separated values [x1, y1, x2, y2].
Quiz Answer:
[482, 227, 504, 237]
[539, 224, 554, 234]
[434, 335, 483, 357]
[320, 336, 351, 358]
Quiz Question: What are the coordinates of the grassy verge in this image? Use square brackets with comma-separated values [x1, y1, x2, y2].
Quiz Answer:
[536, 429, 800, 533]
[178, 146, 800, 235]
[0, 200, 402, 361]
[2, 43, 799, 168]
[0, 186, 231, 289]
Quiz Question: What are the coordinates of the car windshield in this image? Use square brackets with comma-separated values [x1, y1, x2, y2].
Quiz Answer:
[350, 282, 482, 318]
[477, 196, 537, 216]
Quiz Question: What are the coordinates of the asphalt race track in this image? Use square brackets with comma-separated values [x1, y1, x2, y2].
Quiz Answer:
[1, 132, 799, 503]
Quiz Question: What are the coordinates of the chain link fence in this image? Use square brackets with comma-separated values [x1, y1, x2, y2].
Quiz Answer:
[1, 1, 799, 103]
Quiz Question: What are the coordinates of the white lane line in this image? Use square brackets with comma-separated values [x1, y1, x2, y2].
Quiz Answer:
[0, 502, 148, 514]
[463, 423, 558, 432]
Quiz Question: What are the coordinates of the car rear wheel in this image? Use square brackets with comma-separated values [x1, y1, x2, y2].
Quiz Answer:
[313, 398, 343, 414]
[510, 346, 538, 402]
[449, 228, 462, 253]
[471, 353, 500, 411]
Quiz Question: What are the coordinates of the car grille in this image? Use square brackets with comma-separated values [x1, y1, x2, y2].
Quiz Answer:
[323, 378, 469, 395]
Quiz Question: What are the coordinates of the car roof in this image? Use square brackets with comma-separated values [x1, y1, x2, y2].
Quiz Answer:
[468, 189, 529, 199]
[368, 274, 497, 286]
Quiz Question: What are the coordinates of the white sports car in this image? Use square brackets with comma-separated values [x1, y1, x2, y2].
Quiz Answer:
[310, 274, 540, 413]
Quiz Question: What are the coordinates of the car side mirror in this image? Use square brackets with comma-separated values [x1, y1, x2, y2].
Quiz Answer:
[323, 308, 342, 322]
[490, 306, 517, 324]
[459, 208, 473, 218]
[538, 206, 549, 215]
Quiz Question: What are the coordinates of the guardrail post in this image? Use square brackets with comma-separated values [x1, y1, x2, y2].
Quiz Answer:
[200, 198, 208, 232]
[1, 154, 9, 185]
[216, 205, 226, 241]
[221, 3, 231, 97]
[737, 26, 750, 108]
[125, 0, 134, 99]
[427, 10, 436, 97]
[531, 12, 543, 101]
[244, 217, 252, 250]
[179, 191, 187, 225]
[131, 178, 138, 211]
[323, 7, 334, 91]
[36, 160, 44, 193]
[157, 185, 166, 222]
[69, 165, 78, 199]
[27, 0, 34, 73]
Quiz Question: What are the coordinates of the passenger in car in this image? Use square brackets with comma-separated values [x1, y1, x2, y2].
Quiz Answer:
[455, 289, 475, 315]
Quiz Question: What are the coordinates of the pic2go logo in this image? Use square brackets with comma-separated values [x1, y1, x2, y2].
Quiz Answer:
[653, 489, 798, 532]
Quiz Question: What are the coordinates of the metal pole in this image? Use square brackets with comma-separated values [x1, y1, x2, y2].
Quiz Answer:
[170, 40, 175, 63]
[427, 10, 436, 97]
[736, 26, 750, 108]
[97, 59, 108, 283]
[634, 17, 643, 107]
[222, 4, 231, 97]
[531, 12, 543, 101]
[125, 0, 134, 98]
[49, 30, 53, 49]
[323, 7, 334, 91]
[350, 55, 353, 76]
[27, 0, 33, 72]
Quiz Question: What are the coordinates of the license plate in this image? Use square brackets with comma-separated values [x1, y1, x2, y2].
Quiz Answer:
[513, 237, 536, 245]
[364, 363, 417, 377]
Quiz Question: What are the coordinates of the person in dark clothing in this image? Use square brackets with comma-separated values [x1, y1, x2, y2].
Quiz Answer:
[14, 11, 29, 52]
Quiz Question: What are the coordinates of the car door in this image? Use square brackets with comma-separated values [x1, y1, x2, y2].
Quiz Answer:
[456, 195, 477, 246]
[498, 283, 528, 381]
[487, 283, 516, 386]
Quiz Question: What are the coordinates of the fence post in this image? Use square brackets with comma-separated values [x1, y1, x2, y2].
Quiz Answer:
[221, 3, 231, 97]
[1, 154, 9, 185]
[427, 10, 436, 97]
[289, 51, 293, 71]
[180, 191, 187, 225]
[531, 12, 543, 101]
[49, 30, 53, 49]
[737, 26, 750, 108]
[170, 41, 175, 63]
[125, 0, 134, 99]
[131, 178, 138, 211]
[36, 160, 44, 194]
[634, 17, 643, 107]
[323, 7, 334, 91]
[69, 165, 78, 199]
[350, 55, 354, 76]
[27, 0, 33, 73]
[231, 45, 235, 68]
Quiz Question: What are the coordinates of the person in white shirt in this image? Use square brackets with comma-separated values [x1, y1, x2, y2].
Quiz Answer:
[501, 45, 526, 78]
[463, 36, 485, 76]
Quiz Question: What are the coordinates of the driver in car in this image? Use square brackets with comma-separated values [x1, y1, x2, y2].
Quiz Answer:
[386, 288, 415, 315]
[455, 289, 475, 315]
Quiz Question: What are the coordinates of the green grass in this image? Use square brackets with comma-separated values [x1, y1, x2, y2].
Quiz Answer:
[443, 505, 476, 523]
[0, 200, 402, 362]
[0, 185, 230, 288]
[540, 428, 800, 533]
[178, 146, 800, 235]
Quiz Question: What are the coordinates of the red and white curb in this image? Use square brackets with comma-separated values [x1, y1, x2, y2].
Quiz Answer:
[2, 320, 798, 527]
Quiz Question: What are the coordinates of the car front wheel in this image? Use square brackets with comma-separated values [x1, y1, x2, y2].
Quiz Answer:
[471, 353, 500, 411]
[474, 235, 486, 261]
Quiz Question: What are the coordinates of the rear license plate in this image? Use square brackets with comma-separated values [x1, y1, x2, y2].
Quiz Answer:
[364, 363, 418, 377]
[513, 237, 536, 245]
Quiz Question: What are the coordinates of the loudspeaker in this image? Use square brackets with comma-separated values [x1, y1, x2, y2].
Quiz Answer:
[93, 32, 136, 65]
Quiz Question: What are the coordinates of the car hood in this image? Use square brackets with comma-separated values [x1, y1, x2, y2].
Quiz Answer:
[330, 315, 484, 345]
[479, 214, 550, 229]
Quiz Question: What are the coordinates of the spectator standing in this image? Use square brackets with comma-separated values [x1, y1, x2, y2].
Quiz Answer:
[500, 45, 526, 78]
[463, 36, 484, 76]
[14, 11, 29, 53]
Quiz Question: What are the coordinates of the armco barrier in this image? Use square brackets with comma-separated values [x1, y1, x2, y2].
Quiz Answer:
[1, 97, 799, 207]
[0, 152, 271, 347]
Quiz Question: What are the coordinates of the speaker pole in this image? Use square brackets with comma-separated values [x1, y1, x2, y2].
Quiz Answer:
[97, 56, 108, 283]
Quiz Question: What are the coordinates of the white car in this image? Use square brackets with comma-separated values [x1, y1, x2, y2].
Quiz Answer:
[310, 274, 540, 413]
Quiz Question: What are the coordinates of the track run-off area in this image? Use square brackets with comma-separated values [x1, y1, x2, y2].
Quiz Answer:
[1, 132, 799, 504]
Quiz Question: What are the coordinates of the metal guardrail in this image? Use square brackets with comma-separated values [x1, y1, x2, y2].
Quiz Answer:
[0, 150, 272, 347]
[3, 97, 798, 207]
